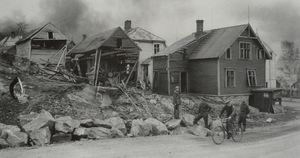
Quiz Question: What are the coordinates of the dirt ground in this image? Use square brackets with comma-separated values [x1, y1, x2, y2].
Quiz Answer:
[1, 100, 300, 158]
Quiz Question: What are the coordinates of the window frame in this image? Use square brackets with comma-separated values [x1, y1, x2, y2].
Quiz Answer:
[225, 68, 236, 88]
[239, 42, 251, 60]
[225, 48, 232, 60]
[154, 43, 160, 54]
[257, 49, 264, 60]
[48, 32, 54, 39]
[247, 69, 257, 87]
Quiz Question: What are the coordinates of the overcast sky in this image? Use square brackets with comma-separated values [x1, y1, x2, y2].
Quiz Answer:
[0, 0, 299, 57]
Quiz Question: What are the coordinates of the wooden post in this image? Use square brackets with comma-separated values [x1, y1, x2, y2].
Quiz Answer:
[93, 49, 102, 86]
[55, 46, 66, 71]
[125, 60, 138, 86]
[167, 55, 171, 95]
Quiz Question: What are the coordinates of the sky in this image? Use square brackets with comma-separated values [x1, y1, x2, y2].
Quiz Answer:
[0, 0, 300, 57]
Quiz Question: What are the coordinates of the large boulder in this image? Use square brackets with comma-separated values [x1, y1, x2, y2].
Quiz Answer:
[211, 119, 222, 129]
[23, 110, 55, 132]
[187, 125, 209, 138]
[55, 116, 80, 133]
[0, 123, 20, 136]
[104, 117, 126, 134]
[110, 128, 125, 138]
[80, 119, 94, 128]
[171, 127, 188, 135]
[18, 112, 39, 126]
[73, 127, 88, 138]
[28, 127, 51, 146]
[198, 114, 213, 128]
[93, 119, 112, 129]
[0, 138, 9, 149]
[181, 114, 195, 127]
[145, 118, 168, 135]
[165, 119, 182, 130]
[6, 131, 28, 147]
[87, 127, 112, 139]
[130, 119, 152, 137]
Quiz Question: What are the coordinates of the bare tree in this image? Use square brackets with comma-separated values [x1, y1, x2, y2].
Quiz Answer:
[16, 22, 28, 36]
[278, 40, 300, 97]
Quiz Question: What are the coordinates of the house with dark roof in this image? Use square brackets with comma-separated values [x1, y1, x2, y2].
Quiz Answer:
[15, 23, 68, 66]
[68, 27, 140, 85]
[124, 20, 166, 88]
[153, 20, 271, 96]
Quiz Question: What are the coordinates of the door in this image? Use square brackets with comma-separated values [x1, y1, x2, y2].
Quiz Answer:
[180, 72, 188, 93]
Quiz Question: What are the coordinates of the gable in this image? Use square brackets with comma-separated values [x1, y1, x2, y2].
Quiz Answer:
[103, 28, 140, 50]
[33, 24, 67, 40]
[240, 26, 256, 37]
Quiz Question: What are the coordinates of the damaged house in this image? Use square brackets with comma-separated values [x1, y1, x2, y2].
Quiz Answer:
[153, 20, 271, 97]
[0, 32, 23, 55]
[68, 27, 141, 86]
[124, 20, 166, 88]
[15, 23, 68, 67]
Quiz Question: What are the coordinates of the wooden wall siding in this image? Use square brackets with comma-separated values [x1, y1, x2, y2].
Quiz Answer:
[16, 40, 31, 58]
[219, 37, 266, 95]
[188, 59, 218, 94]
[153, 56, 167, 70]
[31, 49, 66, 65]
[169, 52, 188, 72]
[34, 25, 66, 40]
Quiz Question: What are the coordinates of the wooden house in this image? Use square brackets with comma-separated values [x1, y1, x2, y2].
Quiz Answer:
[15, 23, 68, 66]
[68, 27, 140, 85]
[153, 20, 271, 96]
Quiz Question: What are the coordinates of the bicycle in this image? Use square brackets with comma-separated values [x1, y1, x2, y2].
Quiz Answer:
[211, 118, 243, 145]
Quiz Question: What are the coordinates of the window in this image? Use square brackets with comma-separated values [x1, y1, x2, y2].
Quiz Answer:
[247, 70, 257, 87]
[48, 32, 53, 39]
[239, 42, 251, 59]
[225, 69, 235, 88]
[154, 44, 160, 54]
[171, 71, 179, 83]
[116, 38, 122, 48]
[257, 49, 264, 59]
[225, 48, 231, 59]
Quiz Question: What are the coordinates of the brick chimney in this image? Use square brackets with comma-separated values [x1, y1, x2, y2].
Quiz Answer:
[196, 20, 204, 34]
[124, 20, 132, 31]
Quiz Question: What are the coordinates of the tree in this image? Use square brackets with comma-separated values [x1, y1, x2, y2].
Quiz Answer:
[278, 40, 300, 97]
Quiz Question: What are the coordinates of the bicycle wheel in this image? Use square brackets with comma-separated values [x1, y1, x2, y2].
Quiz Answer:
[211, 126, 225, 145]
[231, 125, 243, 142]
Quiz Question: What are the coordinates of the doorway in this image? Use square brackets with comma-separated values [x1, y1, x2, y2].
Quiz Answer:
[180, 72, 188, 93]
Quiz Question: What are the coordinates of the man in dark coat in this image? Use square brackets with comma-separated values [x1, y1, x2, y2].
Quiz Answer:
[238, 101, 250, 131]
[173, 86, 181, 119]
[219, 101, 234, 139]
[193, 102, 212, 128]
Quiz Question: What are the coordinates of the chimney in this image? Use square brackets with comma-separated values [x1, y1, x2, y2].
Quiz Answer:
[196, 20, 204, 34]
[124, 20, 132, 31]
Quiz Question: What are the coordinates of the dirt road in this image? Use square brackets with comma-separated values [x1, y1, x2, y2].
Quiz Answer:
[1, 101, 300, 158]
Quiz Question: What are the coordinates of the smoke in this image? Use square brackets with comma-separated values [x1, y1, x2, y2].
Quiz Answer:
[0, 11, 28, 39]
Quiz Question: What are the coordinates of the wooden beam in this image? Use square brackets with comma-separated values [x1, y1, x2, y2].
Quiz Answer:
[167, 54, 171, 95]
[93, 49, 102, 86]
[55, 46, 67, 71]
[125, 60, 138, 86]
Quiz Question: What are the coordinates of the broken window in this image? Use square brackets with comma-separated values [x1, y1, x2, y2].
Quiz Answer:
[225, 69, 235, 88]
[154, 44, 160, 54]
[257, 49, 264, 59]
[116, 38, 122, 48]
[48, 32, 54, 39]
[240, 42, 251, 59]
[225, 48, 231, 59]
[247, 70, 257, 87]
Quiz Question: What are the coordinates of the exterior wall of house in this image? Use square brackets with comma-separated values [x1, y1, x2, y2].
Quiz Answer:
[266, 52, 277, 88]
[188, 58, 219, 95]
[31, 49, 66, 65]
[153, 56, 168, 94]
[135, 41, 166, 87]
[16, 40, 31, 58]
[219, 37, 266, 95]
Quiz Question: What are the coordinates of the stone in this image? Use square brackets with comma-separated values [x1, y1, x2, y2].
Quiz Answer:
[80, 119, 94, 128]
[130, 119, 152, 137]
[110, 128, 125, 138]
[198, 114, 213, 128]
[0, 138, 9, 149]
[266, 118, 273, 123]
[165, 119, 182, 130]
[145, 118, 168, 135]
[104, 117, 126, 134]
[93, 119, 112, 129]
[211, 119, 223, 129]
[171, 127, 188, 135]
[181, 114, 195, 127]
[23, 110, 55, 132]
[149, 99, 157, 104]
[0, 123, 20, 136]
[73, 127, 88, 137]
[6, 131, 28, 147]
[18, 112, 39, 126]
[87, 127, 112, 139]
[28, 127, 51, 146]
[55, 116, 80, 133]
[187, 125, 209, 138]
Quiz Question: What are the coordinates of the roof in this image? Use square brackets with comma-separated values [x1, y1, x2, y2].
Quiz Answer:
[70, 27, 140, 54]
[155, 24, 271, 59]
[126, 27, 165, 43]
[16, 23, 67, 44]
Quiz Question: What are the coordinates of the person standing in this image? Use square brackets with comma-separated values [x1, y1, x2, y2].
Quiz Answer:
[173, 86, 181, 119]
[238, 101, 250, 132]
[219, 101, 234, 139]
[193, 102, 212, 128]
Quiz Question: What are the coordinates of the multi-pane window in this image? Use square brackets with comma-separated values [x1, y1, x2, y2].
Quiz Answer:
[247, 70, 257, 87]
[225, 69, 235, 88]
[225, 48, 231, 59]
[154, 44, 160, 54]
[48, 32, 53, 39]
[240, 42, 251, 59]
[257, 49, 264, 59]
